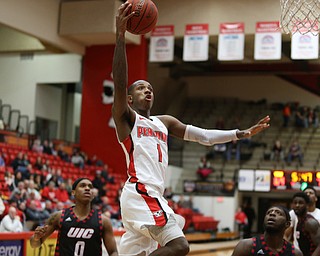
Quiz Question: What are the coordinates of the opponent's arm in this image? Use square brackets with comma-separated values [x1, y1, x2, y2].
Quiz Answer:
[101, 216, 118, 256]
[159, 115, 270, 146]
[112, 2, 136, 142]
[306, 218, 320, 256]
[30, 211, 61, 248]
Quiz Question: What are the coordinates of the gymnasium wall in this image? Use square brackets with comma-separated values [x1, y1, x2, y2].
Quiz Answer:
[80, 40, 148, 173]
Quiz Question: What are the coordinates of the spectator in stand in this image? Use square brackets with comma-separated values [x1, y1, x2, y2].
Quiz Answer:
[25, 199, 50, 228]
[26, 180, 41, 200]
[13, 171, 23, 188]
[164, 187, 174, 200]
[71, 150, 84, 169]
[65, 178, 73, 197]
[92, 170, 107, 197]
[0, 152, 5, 167]
[5, 171, 15, 191]
[207, 143, 227, 160]
[0, 195, 5, 217]
[57, 144, 69, 162]
[33, 156, 43, 170]
[42, 140, 53, 155]
[197, 156, 213, 181]
[235, 207, 248, 239]
[48, 168, 64, 187]
[91, 187, 103, 208]
[101, 164, 114, 183]
[41, 181, 57, 203]
[282, 103, 291, 127]
[32, 139, 43, 154]
[270, 139, 285, 162]
[55, 201, 65, 212]
[10, 181, 27, 202]
[313, 107, 319, 128]
[294, 108, 305, 128]
[34, 174, 44, 191]
[178, 195, 193, 209]
[287, 140, 303, 166]
[0, 206, 24, 232]
[26, 192, 43, 210]
[226, 139, 241, 161]
[242, 200, 256, 239]
[42, 159, 51, 171]
[55, 182, 70, 204]
[44, 200, 54, 214]
[11, 152, 29, 175]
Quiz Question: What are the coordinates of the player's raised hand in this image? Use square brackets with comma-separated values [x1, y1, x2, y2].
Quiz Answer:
[116, 1, 135, 35]
[236, 115, 270, 139]
[33, 225, 49, 241]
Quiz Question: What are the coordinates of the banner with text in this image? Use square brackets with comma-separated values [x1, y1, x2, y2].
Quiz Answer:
[218, 22, 245, 61]
[254, 21, 281, 60]
[183, 24, 209, 61]
[291, 22, 319, 60]
[149, 25, 175, 62]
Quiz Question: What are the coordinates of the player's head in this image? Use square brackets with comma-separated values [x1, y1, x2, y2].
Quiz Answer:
[263, 206, 290, 234]
[303, 186, 318, 206]
[72, 178, 94, 202]
[127, 80, 154, 111]
[292, 192, 310, 216]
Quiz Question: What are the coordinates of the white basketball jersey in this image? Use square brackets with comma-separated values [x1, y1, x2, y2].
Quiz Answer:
[120, 112, 168, 193]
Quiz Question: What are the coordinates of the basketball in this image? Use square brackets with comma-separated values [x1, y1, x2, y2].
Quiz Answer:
[127, 0, 158, 35]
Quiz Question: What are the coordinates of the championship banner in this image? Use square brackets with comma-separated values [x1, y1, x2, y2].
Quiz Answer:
[254, 21, 281, 60]
[149, 25, 175, 62]
[218, 22, 245, 61]
[183, 24, 209, 61]
[291, 22, 319, 59]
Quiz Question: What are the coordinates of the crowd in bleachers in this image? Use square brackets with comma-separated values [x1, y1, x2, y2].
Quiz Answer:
[0, 139, 126, 232]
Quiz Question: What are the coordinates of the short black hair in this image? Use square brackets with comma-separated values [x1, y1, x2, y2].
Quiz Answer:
[72, 178, 91, 190]
[293, 192, 310, 204]
[303, 185, 317, 195]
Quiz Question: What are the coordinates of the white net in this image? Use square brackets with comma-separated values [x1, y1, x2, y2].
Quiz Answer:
[280, 0, 320, 35]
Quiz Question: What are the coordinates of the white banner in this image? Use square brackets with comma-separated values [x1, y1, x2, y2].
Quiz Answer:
[183, 24, 209, 61]
[254, 21, 281, 60]
[238, 169, 254, 191]
[149, 25, 175, 62]
[254, 170, 271, 192]
[291, 32, 319, 60]
[218, 22, 245, 61]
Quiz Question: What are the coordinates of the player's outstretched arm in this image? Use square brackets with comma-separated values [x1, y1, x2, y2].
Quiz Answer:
[102, 216, 118, 256]
[112, 2, 136, 142]
[235, 115, 270, 139]
[30, 211, 61, 248]
[159, 115, 270, 146]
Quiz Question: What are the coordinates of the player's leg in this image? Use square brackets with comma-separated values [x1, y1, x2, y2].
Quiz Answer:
[147, 215, 190, 256]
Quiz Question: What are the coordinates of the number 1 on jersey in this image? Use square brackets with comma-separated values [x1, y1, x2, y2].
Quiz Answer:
[157, 144, 163, 163]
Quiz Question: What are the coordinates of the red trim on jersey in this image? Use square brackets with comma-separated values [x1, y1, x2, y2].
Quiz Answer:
[122, 135, 137, 181]
[136, 183, 167, 226]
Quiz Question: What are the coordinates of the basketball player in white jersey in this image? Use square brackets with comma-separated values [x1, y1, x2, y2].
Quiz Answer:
[285, 186, 320, 249]
[113, 2, 270, 256]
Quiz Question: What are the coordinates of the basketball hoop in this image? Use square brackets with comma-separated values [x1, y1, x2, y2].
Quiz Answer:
[280, 0, 320, 35]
